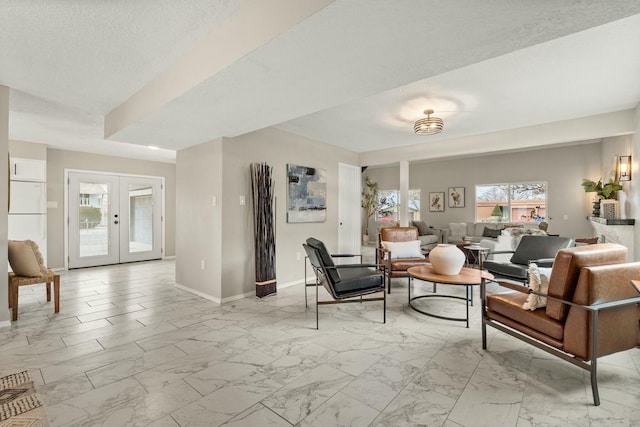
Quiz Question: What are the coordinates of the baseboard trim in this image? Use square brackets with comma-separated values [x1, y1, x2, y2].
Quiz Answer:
[162, 255, 176, 260]
[221, 291, 255, 304]
[175, 279, 310, 305]
[174, 283, 221, 304]
[0, 320, 11, 329]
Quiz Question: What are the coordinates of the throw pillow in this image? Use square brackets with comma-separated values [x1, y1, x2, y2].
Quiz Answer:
[411, 220, 430, 236]
[8, 240, 47, 277]
[481, 227, 501, 238]
[381, 240, 423, 259]
[522, 263, 552, 310]
[449, 222, 467, 238]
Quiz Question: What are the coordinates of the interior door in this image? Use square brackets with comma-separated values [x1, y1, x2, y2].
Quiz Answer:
[338, 163, 361, 255]
[68, 172, 163, 268]
[68, 172, 120, 268]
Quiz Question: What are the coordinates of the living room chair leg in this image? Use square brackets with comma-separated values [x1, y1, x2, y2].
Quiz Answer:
[53, 274, 60, 313]
[46, 282, 51, 302]
[383, 288, 386, 324]
[315, 278, 319, 330]
[11, 285, 18, 322]
[481, 319, 487, 349]
[590, 310, 600, 406]
[591, 363, 600, 406]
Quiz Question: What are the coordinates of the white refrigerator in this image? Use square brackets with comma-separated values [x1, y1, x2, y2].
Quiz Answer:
[9, 180, 47, 265]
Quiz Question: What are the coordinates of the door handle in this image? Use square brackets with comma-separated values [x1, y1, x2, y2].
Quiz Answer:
[114, 220, 119, 224]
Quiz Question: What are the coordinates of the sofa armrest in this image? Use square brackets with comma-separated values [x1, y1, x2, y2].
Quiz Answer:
[531, 258, 554, 268]
[495, 279, 531, 294]
[329, 263, 382, 270]
[425, 227, 446, 243]
[330, 253, 361, 258]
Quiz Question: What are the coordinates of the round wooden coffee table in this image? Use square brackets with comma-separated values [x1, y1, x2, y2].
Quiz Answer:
[407, 265, 494, 328]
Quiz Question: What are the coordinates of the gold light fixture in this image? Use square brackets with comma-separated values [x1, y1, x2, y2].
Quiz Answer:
[618, 155, 632, 181]
[414, 109, 444, 135]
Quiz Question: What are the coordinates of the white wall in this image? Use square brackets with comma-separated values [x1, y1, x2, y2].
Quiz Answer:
[175, 139, 223, 302]
[220, 127, 358, 299]
[0, 87, 9, 325]
[365, 142, 602, 240]
[174, 127, 358, 302]
[631, 103, 640, 260]
[46, 148, 176, 268]
[600, 135, 633, 216]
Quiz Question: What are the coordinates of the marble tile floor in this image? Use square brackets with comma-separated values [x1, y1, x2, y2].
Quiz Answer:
[1, 259, 639, 427]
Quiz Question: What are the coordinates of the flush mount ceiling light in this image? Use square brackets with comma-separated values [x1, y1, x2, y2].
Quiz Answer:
[413, 109, 444, 135]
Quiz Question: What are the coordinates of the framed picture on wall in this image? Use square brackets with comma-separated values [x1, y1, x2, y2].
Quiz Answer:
[286, 164, 327, 223]
[448, 187, 465, 208]
[429, 192, 445, 212]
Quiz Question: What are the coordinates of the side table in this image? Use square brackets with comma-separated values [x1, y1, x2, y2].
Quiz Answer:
[463, 245, 490, 270]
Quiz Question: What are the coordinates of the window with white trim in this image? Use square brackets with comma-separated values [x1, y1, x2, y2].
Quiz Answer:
[475, 183, 546, 223]
[375, 189, 421, 222]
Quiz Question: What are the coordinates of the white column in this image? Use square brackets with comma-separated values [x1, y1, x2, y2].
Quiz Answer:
[0, 86, 9, 326]
[399, 160, 409, 226]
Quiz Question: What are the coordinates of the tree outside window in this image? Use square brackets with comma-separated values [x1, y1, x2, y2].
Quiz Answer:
[476, 183, 546, 223]
[375, 189, 421, 222]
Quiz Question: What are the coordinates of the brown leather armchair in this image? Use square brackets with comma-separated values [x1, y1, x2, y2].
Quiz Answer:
[378, 226, 431, 293]
[482, 243, 640, 406]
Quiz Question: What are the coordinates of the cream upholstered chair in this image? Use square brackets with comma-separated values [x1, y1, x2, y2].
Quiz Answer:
[8, 240, 60, 321]
[377, 226, 431, 293]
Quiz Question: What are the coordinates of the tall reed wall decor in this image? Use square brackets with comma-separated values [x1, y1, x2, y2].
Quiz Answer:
[250, 162, 276, 297]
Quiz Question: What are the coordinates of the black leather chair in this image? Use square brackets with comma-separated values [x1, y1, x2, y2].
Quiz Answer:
[303, 237, 385, 329]
[483, 235, 574, 282]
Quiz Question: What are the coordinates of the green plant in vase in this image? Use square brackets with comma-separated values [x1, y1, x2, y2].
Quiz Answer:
[581, 178, 622, 200]
[581, 178, 622, 217]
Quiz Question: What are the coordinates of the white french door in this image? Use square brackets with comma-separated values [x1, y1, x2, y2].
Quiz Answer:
[68, 172, 163, 268]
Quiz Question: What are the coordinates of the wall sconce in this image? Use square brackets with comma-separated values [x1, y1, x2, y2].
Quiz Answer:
[618, 155, 631, 181]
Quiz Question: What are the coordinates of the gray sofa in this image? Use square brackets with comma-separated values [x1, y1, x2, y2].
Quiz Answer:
[445, 222, 503, 244]
[445, 222, 543, 245]
[410, 220, 444, 250]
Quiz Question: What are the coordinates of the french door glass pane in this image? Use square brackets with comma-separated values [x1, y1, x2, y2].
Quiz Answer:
[78, 181, 109, 257]
[128, 184, 154, 253]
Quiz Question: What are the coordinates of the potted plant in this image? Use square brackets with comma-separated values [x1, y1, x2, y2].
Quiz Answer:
[581, 178, 622, 218]
[581, 178, 622, 200]
[361, 175, 378, 243]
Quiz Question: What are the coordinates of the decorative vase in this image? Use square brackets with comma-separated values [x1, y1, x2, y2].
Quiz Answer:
[591, 200, 600, 217]
[250, 162, 276, 298]
[429, 244, 465, 275]
[618, 191, 627, 219]
[600, 199, 619, 220]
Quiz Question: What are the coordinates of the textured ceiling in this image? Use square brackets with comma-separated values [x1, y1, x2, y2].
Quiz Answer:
[1, 1, 640, 163]
[278, 13, 640, 152]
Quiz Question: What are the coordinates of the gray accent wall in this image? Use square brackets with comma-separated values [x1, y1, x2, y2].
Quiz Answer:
[175, 127, 358, 301]
[365, 142, 603, 240]
[46, 148, 176, 268]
